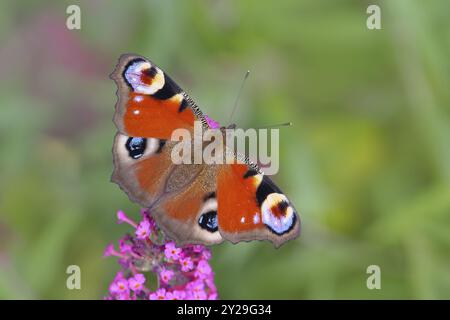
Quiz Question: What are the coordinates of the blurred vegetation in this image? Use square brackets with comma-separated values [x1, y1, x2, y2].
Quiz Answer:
[0, 0, 449, 299]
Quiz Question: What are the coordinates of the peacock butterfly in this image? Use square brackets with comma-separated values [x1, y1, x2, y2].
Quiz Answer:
[110, 54, 300, 247]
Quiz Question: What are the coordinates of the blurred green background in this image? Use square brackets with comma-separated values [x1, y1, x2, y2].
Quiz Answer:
[1, 0, 450, 299]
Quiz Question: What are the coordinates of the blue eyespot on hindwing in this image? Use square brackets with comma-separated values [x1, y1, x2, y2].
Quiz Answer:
[125, 137, 147, 159]
[198, 211, 219, 233]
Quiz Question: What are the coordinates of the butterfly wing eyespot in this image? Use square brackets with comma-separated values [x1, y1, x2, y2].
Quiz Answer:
[123, 60, 165, 95]
[261, 193, 297, 236]
[196, 194, 219, 233]
[125, 137, 147, 159]
[198, 211, 219, 233]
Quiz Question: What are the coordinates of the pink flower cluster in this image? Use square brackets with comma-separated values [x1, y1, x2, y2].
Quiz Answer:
[104, 209, 218, 300]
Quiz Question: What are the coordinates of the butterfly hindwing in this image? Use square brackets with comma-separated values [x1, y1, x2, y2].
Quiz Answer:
[151, 164, 223, 245]
[112, 132, 173, 207]
[112, 132, 223, 245]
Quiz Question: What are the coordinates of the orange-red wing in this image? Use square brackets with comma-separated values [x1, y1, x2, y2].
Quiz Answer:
[217, 164, 264, 232]
[110, 54, 204, 139]
[217, 163, 300, 247]
[123, 92, 195, 138]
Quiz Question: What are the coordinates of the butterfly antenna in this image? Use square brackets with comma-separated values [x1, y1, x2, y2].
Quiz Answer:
[228, 70, 250, 124]
[254, 122, 293, 129]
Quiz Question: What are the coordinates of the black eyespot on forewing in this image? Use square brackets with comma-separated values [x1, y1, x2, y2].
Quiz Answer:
[198, 211, 218, 233]
[143, 66, 158, 78]
[152, 74, 182, 100]
[256, 175, 283, 206]
[125, 137, 147, 159]
[277, 200, 289, 213]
